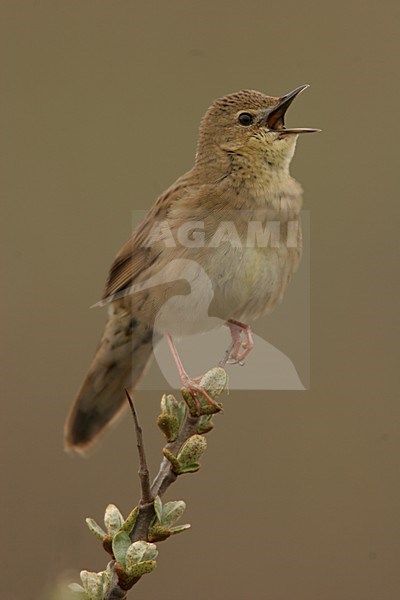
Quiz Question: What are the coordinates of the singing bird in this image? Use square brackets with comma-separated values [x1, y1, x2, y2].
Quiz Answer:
[65, 85, 319, 452]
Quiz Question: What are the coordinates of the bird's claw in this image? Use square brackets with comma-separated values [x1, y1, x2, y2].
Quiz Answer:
[182, 378, 223, 415]
[220, 320, 254, 366]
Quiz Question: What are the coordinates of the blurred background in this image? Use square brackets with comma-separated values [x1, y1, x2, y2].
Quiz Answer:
[1, 1, 399, 598]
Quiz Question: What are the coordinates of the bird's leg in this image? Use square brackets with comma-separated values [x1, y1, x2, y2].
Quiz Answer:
[219, 323, 243, 366]
[166, 334, 222, 413]
[221, 319, 254, 366]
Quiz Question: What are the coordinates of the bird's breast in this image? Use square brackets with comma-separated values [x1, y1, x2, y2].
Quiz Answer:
[207, 232, 302, 323]
[136, 177, 303, 336]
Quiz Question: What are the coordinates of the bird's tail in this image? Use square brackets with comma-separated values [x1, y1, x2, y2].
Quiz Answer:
[64, 303, 158, 453]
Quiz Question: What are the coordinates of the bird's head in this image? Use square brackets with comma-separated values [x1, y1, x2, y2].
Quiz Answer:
[196, 85, 320, 171]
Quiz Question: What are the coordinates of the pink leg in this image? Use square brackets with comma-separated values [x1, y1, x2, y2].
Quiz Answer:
[166, 334, 222, 412]
[221, 319, 254, 366]
[166, 334, 189, 383]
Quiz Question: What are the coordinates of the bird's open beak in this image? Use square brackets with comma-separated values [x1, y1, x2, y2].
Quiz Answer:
[265, 84, 321, 135]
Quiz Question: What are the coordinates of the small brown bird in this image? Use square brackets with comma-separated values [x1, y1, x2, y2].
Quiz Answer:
[65, 85, 319, 452]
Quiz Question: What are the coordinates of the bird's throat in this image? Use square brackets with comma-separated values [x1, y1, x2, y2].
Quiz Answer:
[229, 151, 303, 213]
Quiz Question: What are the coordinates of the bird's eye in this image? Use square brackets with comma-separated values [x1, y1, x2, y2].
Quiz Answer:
[238, 112, 253, 126]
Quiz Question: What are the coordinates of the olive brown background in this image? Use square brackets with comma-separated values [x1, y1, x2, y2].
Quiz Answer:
[1, 1, 399, 599]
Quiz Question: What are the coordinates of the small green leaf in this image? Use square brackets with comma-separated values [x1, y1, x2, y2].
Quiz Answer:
[200, 367, 228, 398]
[197, 414, 214, 434]
[104, 504, 124, 535]
[112, 531, 131, 568]
[177, 463, 201, 474]
[125, 540, 147, 566]
[100, 568, 111, 596]
[142, 542, 158, 561]
[159, 392, 187, 440]
[180, 388, 200, 416]
[170, 523, 191, 535]
[148, 523, 171, 542]
[80, 571, 104, 599]
[176, 397, 187, 424]
[162, 447, 181, 473]
[177, 435, 207, 468]
[161, 393, 176, 414]
[120, 506, 138, 535]
[68, 583, 85, 592]
[126, 540, 158, 568]
[126, 560, 157, 578]
[181, 387, 222, 416]
[85, 518, 106, 541]
[154, 496, 163, 523]
[79, 571, 90, 588]
[68, 583, 87, 596]
[164, 438, 206, 474]
[157, 413, 180, 442]
[161, 500, 186, 527]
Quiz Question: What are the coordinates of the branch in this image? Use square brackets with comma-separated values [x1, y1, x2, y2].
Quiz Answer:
[125, 389, 152, 506]
[151, 412, 200, 497]
[128, 411, 200, 548]
[69, 367, 227, 600]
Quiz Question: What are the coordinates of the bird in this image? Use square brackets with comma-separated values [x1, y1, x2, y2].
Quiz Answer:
[65, 84, 320, 452]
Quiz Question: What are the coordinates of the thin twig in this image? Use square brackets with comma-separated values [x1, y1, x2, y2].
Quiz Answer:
[129, 411, 201, 548]
[125, 389, 152, 505]
[107, 391, 212, 598]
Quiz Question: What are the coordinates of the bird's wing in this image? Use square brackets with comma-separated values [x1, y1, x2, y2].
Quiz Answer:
[101, 177, 193, 303]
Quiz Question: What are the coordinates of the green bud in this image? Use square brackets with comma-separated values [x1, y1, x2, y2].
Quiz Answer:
[163, 393, 187, 424]
[161, 500, 186, 528]
[164, 435, 207, 474]
[125, 560, 157, 578]
[142, 542, 158, 561]
[180, 388, 201, 416]
[181, 368, 227, 416]
[126, 540, 158, 564]
[149, 498, 190, 541]
[170, 524, 191, 536]
[177, 435, 207, 469]
[123, 541, 158, 577]
[196, 414, 214, 434]
[68, 583, 87, 598]
[157, 413, 180, 442]
[154, 496, 163, 523]
[112, 531, 131, 568]
[120, 506, 138, 535]
[200, 367, 228, 399]
[80, 570, 106, 600]
[148, 523, 171, 542]
[160, 393, 179, 415]
[162, 447, 182, 473]
[158, 394, 186, 441]
[181, 389, 220, 416]
[104, 504, 124, 535]
[85, 518, 106, 541]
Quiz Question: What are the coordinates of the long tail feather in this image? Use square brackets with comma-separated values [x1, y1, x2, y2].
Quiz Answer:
[64, 303, 159, 452]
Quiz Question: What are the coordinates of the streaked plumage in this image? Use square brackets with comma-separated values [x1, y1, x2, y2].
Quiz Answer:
[65, 86, 319, 452]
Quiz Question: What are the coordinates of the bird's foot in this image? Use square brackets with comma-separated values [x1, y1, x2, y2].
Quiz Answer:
[166, 334, 222, 415]
[181, 375, 223, 415]
[220, 319, 254, 366]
